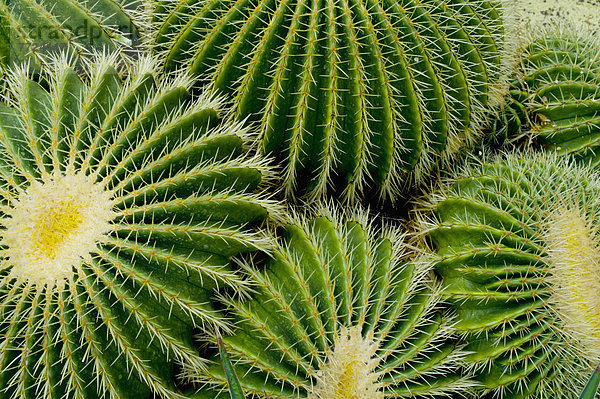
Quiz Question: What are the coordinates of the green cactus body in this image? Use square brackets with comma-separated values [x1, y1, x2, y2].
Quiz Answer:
[0, 0, 143, 70]
[0, 54, 280, 399]
[417, 152, 600, 398]
[189, 205, 471, 398]
[491, 32, 600, 163]
[151, 0, 510, 202]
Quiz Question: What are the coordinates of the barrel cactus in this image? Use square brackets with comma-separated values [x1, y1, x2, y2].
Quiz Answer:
[0, 54, 281, 398]
[490, 29, 600, 163]
[0, 0, 144, 70]
[151, 0, 514, 202]
[186, 204, 472, 398]
[415, 151, 600, 398]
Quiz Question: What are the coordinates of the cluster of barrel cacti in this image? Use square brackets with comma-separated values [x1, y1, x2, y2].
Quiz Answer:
[151, 0, 513, 203]
[1, 1, 600, 399]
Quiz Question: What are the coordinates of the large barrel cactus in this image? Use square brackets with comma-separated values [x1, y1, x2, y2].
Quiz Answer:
[490, 30, 600, 164]
[0, 0, 144, 70]
[188, 204, 471, 398]
[0, 54, 280, 398]
[151, 0, 513, 202]
[415, 151, 600, 398]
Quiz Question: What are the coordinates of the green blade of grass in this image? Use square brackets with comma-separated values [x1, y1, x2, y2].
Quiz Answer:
[579, 364, 600, 399]
[216, 330, 245, 399]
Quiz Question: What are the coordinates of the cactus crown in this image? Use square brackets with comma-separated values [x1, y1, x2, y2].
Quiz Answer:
[415, 151, 600, 398]
[2, 172, 114, 286]
[0, 53, 281, 399]
[150, 0, 514, 203]
[546, 206, 600, 358]
[189, 203, 472, 398]
[309, 325, 382, 399]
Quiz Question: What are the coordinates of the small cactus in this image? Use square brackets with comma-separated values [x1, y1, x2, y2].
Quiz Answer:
[188, 204, 472, 398]
[0, 0, 145, 70]
[0, 54, 281, 399]
[490, 28, 600, 163]
[150, 0, 515, 202]
[415, 151, 600, 398]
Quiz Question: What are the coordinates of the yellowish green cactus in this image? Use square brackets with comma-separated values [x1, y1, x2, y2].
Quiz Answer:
[415, 151, 600, 398]
[0, 53, 281, 399]
[187, 204, 472, 398]
[150, 0, 515, 203]
[490, 29, 600, 161]
[0, 0, 145, 70]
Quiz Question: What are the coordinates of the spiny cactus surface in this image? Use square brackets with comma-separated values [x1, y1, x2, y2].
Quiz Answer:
[189, 204, 471, 398]
[490, 31, 600, 163]
[415, 151, 600, 398]
[151, 0, 511, 202]
[0, 0, 144, 70]
[0, 54, 280, 399]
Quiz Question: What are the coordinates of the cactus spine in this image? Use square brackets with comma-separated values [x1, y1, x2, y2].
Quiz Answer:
[0, 0, 144, 70]
[491, 28, 600, 162]
[150, 0, 514, 202]
[189, 204, 471, 398]
[0, 53, 281, 399]
[415, 151, 600, 398]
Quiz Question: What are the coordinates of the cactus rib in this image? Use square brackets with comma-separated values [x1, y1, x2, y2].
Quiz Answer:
[150, 0, 513, 202]
[187, 203, 473, 398]
[0, 53, 280, 399]
[491, 28, 600, 160]
[415, 151, 600, 398]
[0, 0, 145, 70]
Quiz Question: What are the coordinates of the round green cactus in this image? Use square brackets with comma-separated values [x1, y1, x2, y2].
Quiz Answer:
[0, 0, 144, 70]
[0, 54, 281, 399]
[415, 151, 600, 398]
[188, 204, 472, 398]
[490, 29, 600, 161]
[150, 0, 514, 202]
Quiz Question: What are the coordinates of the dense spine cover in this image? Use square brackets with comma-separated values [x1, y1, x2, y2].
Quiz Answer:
[415, 152, 600, 398]
[491, 29, 600, 162]
[190, 204, 471, 398]
[0, 54, 280, 399]
[0, 0, 144, 70]
[151, 0, 512, 202]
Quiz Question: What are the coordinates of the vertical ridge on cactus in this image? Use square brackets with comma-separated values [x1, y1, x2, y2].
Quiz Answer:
[149, 0, 515, 203]
[414, 151, 600, 398]
[186, 203, 473, 398]
[490, 27, 600, 160]
[0, 53, 281, 399]
[0, 0, 146, 70]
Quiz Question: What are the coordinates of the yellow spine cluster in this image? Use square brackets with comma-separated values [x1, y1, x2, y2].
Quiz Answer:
[308, 326, 383, 399]
[546, 207, 600, 360]
[1, 172, 114, 287]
